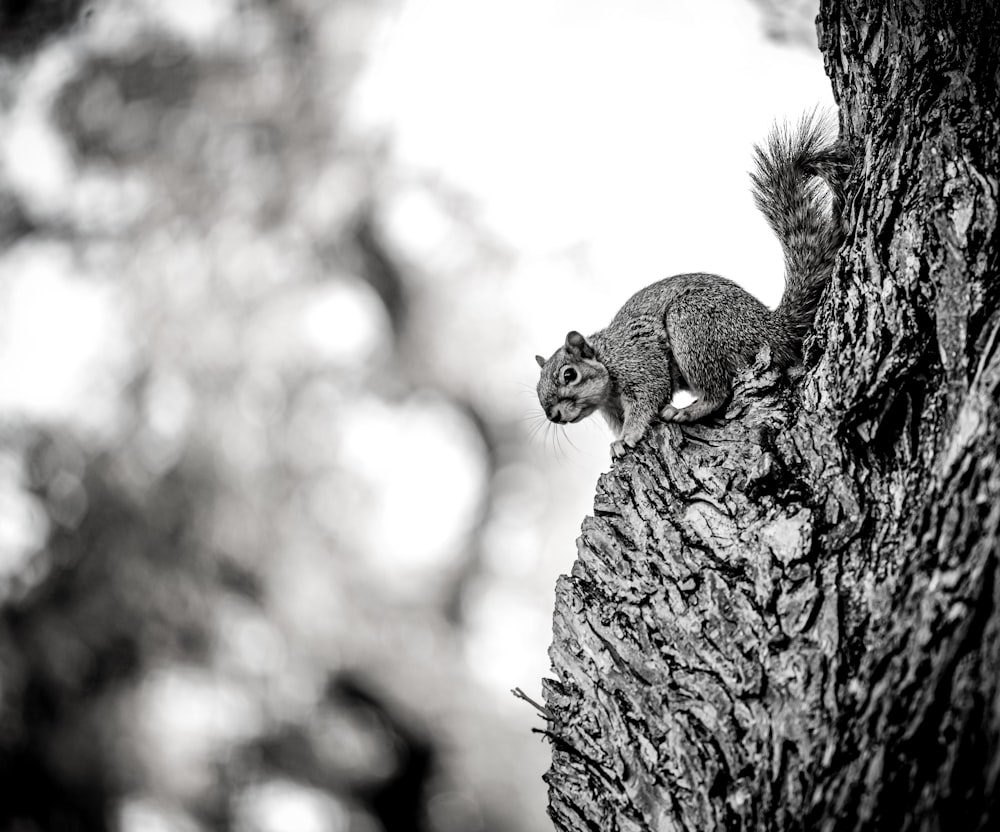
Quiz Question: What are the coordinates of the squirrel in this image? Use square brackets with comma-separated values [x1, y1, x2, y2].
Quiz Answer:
[534, 114, 851, 459]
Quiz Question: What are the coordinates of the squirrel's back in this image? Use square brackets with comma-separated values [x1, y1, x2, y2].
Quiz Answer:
[594, 272, 780, 393]
[596, 114, 848, 372]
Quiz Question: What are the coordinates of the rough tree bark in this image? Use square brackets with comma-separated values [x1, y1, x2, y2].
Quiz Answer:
[542, 3, 1000, 830]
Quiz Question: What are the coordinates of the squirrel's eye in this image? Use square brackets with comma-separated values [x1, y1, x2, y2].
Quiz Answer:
[561, 366, 578, 385]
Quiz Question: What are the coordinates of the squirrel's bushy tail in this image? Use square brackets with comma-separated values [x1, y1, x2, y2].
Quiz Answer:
[751, 112, 851, 364]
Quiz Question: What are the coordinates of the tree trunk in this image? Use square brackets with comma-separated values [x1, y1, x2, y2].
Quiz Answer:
[542, 3, 1000, 830]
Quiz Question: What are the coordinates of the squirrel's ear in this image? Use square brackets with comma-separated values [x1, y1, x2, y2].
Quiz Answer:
[565, 331, 595, 359]
[535, 354, 546, 368]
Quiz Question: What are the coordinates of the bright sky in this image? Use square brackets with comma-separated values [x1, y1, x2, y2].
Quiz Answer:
[350, 0, 835, 307]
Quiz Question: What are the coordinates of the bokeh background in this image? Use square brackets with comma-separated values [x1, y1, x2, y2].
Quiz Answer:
[0, 1, 831, 830]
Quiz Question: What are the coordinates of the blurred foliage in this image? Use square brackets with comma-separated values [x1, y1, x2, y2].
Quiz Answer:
[0, 1, 547, 831]
[0, 0, 88, 59]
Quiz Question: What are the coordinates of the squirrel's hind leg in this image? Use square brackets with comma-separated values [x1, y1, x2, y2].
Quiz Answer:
[662, 298, 740, 423]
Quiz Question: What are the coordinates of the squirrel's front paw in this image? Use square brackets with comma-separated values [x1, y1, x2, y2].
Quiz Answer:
[610, 439, 632, 459]
[660, 404, 683, 422]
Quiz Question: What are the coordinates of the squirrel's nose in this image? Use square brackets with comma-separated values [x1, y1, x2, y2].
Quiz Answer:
[546, 405, 565, 423]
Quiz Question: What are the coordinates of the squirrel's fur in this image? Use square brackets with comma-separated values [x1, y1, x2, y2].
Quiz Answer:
[535, 114, 851, 458]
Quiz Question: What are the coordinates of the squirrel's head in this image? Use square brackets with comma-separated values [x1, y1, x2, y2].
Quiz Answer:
[535, 331, 611, 426]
